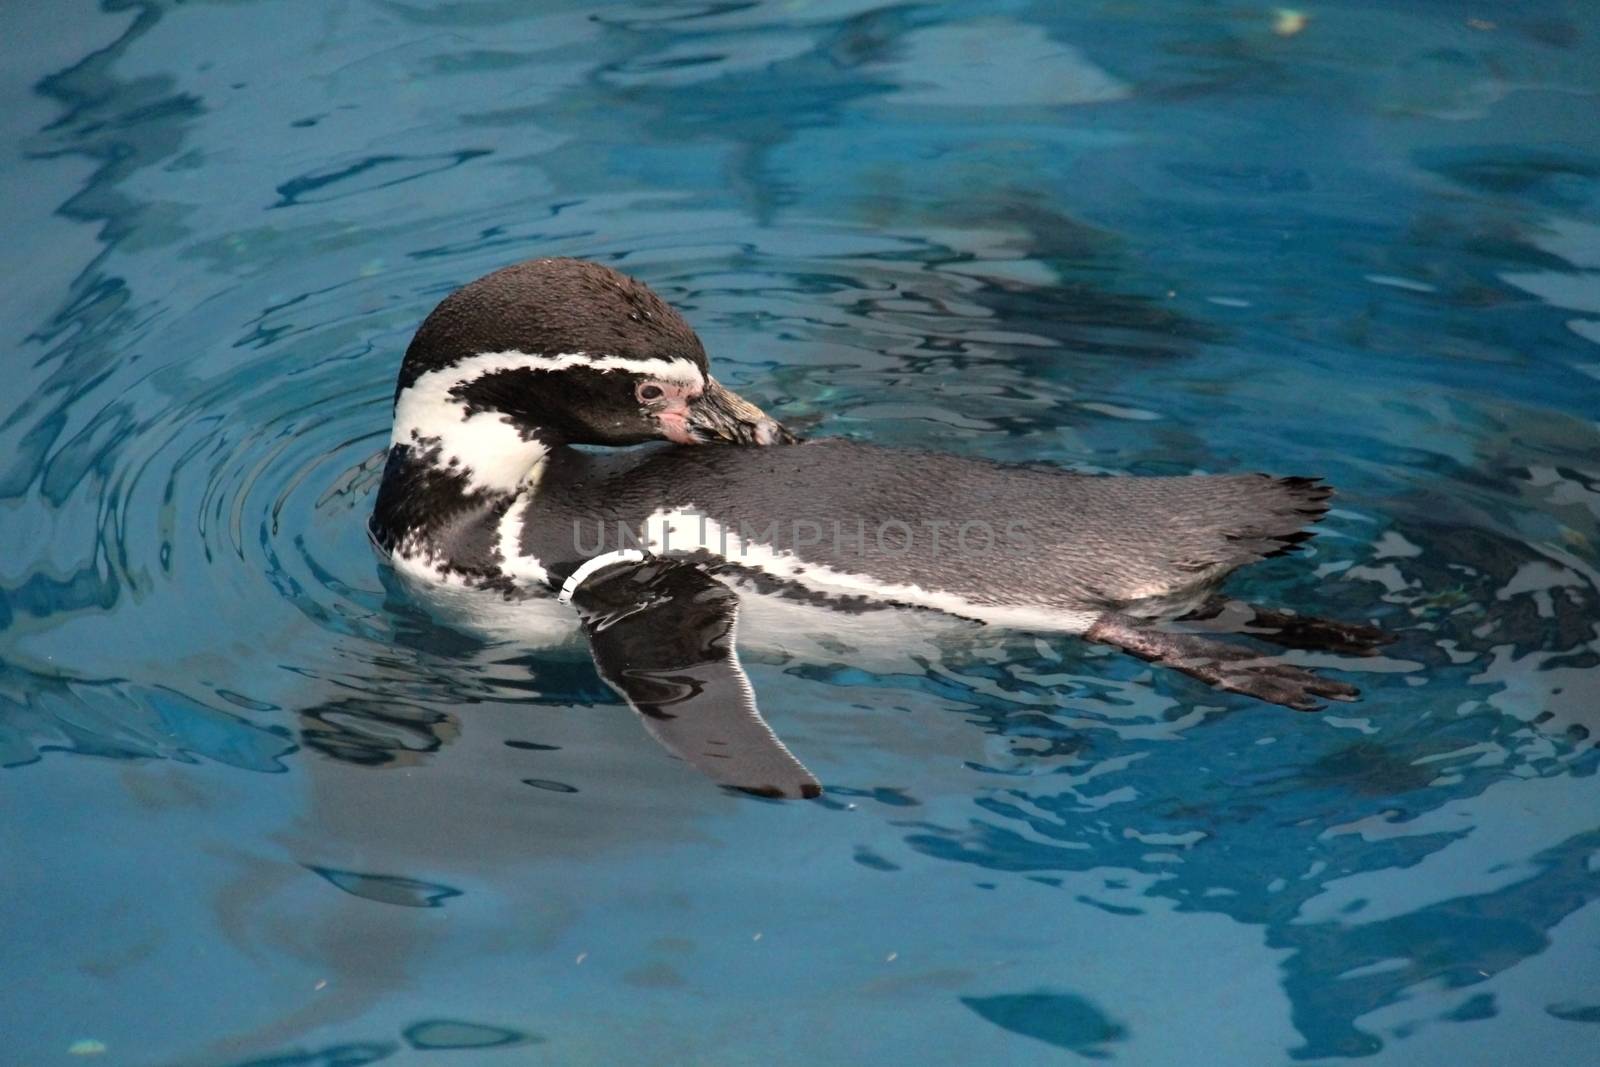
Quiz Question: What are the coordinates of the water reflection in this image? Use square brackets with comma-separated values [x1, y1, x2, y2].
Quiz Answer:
[0, 662, 296, 771]
[882, 505, 1599, 1056]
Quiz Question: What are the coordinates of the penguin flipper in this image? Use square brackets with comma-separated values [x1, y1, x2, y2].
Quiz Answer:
[564, 556, 821, 799]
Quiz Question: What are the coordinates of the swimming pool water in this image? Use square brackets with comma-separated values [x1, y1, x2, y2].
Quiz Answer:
[2, 1, 1598, 1064]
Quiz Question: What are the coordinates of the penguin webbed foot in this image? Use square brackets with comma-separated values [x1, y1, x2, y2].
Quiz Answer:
[1185, 597, 1395, 657]
[1085, 613, 1361, 712]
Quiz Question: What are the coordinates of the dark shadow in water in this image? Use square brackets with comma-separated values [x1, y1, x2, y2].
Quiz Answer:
[229, 1042, 397, 1067]
[401, 1019, 539, 1050]
[228, 1016, 541, 1066]
[1417, 145, 1600, 212]
[961, 992, 1128, 1059]
[297, 697, 456, 769]
[272, 150, 495, 209]
[1546, 1003, 1600, 1024]
[303, 866, 463, 909]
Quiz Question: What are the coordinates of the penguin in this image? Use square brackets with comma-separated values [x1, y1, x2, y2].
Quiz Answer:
[370, 257, 1390, 799]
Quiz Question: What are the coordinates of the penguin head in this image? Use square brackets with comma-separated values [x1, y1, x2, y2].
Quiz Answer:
[393, 257, 792, 448]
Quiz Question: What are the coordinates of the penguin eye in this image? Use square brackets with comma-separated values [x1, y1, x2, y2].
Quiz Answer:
[638, 384, 664, 402]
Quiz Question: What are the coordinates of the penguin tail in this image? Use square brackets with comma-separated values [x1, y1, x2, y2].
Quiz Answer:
[1224, 474, 1333, 562]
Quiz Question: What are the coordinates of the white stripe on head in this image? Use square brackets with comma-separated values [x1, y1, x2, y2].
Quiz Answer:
[463, 350, 706, 386]
[390, 350, 704, 493]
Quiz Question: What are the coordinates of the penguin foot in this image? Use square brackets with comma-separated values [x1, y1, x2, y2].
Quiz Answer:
[1186, 597, 1395, 657]
[1086, 613, 1361, 712]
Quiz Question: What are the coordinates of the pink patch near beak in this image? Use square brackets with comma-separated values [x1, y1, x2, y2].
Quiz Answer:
[657, 412, 697, 444]
[655, 396, 699, 444]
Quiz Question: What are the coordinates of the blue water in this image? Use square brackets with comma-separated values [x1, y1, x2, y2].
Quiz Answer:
[3, 1, 1599, 1064]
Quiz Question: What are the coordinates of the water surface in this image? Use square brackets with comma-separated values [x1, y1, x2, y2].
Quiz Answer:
[3, 2, 1599, 1064]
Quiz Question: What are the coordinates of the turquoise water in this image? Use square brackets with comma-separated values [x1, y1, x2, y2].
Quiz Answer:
[3, 1, 1599, 1063]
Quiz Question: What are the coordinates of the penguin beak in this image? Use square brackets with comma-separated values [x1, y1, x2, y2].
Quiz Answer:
[684, 378, 796, 446]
